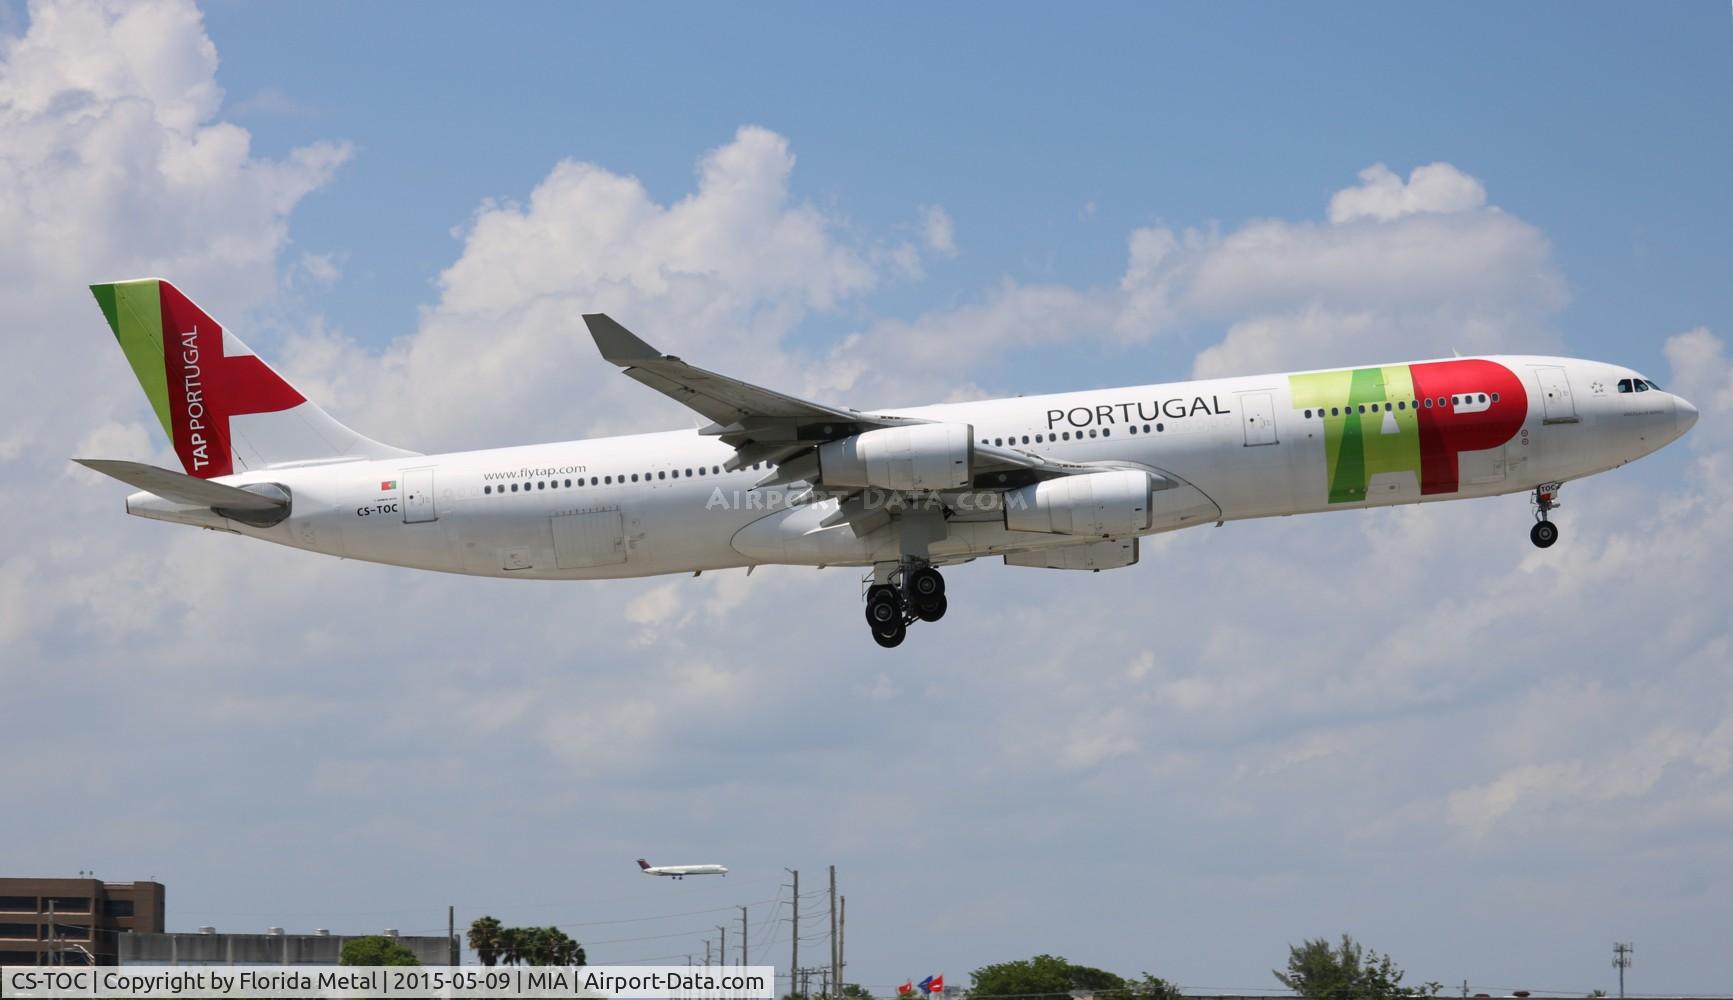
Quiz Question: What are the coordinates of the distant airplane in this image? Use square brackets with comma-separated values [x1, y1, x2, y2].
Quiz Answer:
[637, 859, 727, 879]
[80, 278, 1698, 649]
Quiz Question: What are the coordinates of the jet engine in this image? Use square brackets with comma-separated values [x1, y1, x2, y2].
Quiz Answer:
[818, 423, 975, 491]
[1003, 469, 1154, 536]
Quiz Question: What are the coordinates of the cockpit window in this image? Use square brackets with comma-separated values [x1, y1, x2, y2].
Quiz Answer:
[1634, 379, 1649, 392]
[1645, 379, 1663, 391]
[1617, 378, 1633, 393]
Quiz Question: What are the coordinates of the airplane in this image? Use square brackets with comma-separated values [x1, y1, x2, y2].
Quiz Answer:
[78, 278, 1699, 648]
[637, 859, 727, 879]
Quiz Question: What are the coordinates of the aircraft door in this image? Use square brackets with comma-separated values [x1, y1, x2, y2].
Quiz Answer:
[1535, 366, 1578, 424]
[1239, 391, 1278, 446]
[402, 469, 437, 523]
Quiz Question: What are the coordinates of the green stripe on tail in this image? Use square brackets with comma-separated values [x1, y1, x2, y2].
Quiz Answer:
[90, 280, 173, 441]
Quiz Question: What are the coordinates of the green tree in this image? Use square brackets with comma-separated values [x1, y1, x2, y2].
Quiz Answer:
[339, 935, 421, 967]
[520, 926, 584, 966]
[1126, 973, 1183, 1000]
[498, 927, 525, 965]
[489, 925, 584, 966]
[969, 954, 1128, 1000]
[1274, 935, 1440, 1000]
[467, 916, 504, 967]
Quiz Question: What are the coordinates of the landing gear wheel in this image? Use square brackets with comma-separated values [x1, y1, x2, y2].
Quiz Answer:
[865, 589, 902, 628]
[871, 618, 907, 648]
[908, 566, 945, 601]
[914, 594, 948, 623]
[1530, 521, 1558, 548]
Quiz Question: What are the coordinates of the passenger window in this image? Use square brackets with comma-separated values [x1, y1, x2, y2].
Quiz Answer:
[1089, 429, 1098, 438]
[1035, 434, 1044, 443]
[1423, 399, 1432, 409]
[1357, 404, 1366, 414]
[1129, 424, 1139, 434]
[484, 485, 492, 494]
[510, 483, 518, 492]
[658, 471, 666, 479]
[1062, 432, 1070, 440]
[1156, 422, 1165, 432]
[538, 481, 546, 489]
[1491, 394, 1499, 403]
[994, 438, 1003, 446]
[630, 474, 638, 482]
[1143, 424, 1151, 433]
[1303, 409, 1311, 419]
[1022, 435, 1030, 444]
[1397, 401, 1406, 410]
[1102, 428, 1110, 437]
[1478, 394, 1487, 403]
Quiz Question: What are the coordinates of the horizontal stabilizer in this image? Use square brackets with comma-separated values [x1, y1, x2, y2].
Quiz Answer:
[73, 459, 285, 511]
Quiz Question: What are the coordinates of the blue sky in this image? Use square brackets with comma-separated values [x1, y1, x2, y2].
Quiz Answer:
[3, 2, 1732, 996]
[200, 2, 1733, 376]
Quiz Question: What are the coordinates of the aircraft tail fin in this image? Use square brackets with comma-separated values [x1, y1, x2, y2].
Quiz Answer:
[89, 278, 416, 479]
[636, 859, 651, 870]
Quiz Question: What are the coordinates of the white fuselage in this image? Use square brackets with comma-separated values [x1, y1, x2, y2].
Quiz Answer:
[126, 356, 1695, 578]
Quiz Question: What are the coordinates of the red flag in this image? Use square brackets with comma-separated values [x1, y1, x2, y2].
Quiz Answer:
[898, 982, 914, 996]
[929, 975, 944, 993]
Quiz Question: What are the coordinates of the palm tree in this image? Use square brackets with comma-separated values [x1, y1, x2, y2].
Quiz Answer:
[544, 927, 584, 966]
[498, 926, 526, 966]
[466, 916, 504, 967]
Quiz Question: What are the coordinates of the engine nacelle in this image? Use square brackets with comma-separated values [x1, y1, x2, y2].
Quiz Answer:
[1004, 469, 1154, 536]
[818, 423, 974, 491]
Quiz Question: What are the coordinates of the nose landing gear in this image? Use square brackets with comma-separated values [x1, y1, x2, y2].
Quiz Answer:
[863, 563, 947, 647]
[1530, 482, 1562, 548]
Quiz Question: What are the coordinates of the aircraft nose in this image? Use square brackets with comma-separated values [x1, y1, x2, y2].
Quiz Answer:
[1676, 396, 1699, 436]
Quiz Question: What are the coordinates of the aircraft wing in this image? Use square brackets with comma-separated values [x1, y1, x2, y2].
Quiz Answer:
[584, 314, 925, 471]
[73, 459, 287, 511]
[584, 314, 1115, 486]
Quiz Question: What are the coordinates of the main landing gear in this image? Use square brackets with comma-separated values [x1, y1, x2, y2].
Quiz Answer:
[864, 563, 947, 648]
[1530, 482, 1562, 549]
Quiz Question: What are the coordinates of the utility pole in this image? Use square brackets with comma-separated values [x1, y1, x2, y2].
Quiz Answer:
[705, 940, 711, 966]
[718, 925, 727, 966]
[838, 896, 845, 993]
[449, 906, 457, 965]
[1613, 942, 1634, 999]
[786, 869, 799, 998]
[829, 865, 838, 999]
[740, 906, 748, 966]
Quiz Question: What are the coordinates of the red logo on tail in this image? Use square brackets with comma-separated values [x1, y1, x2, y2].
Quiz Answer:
[160, 283, 305, 478]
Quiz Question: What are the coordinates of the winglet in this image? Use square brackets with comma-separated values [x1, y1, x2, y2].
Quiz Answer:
[584, 314, 663, 366]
